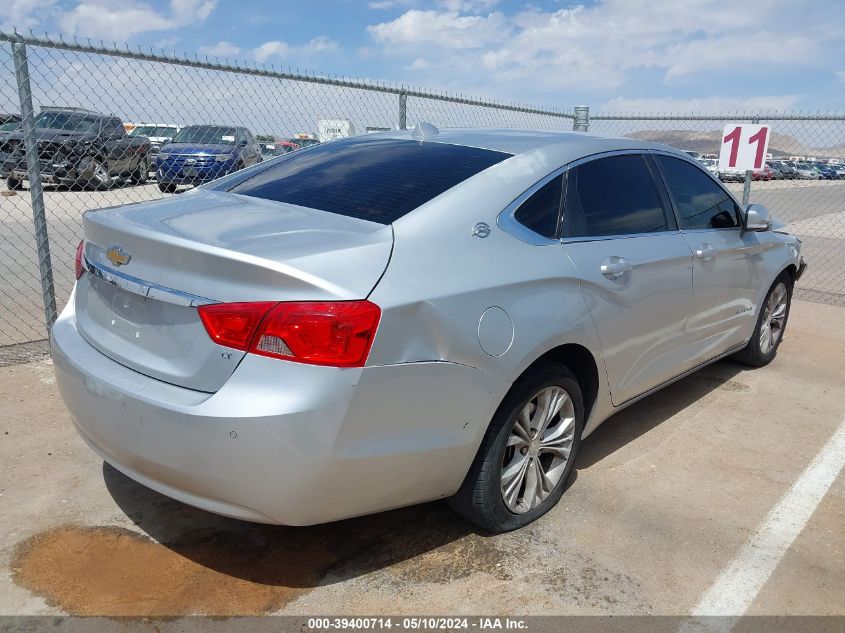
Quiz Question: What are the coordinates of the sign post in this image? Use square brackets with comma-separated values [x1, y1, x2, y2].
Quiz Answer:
[718, 123, 771, 209]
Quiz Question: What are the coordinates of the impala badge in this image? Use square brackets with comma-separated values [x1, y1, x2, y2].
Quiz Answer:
[106, 245, 131, 267]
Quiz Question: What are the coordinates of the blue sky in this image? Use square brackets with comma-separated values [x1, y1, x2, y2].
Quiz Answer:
[2, 0, 844, 113]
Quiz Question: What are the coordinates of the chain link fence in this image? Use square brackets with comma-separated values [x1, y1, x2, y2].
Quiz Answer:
[0, 31, 843, 361]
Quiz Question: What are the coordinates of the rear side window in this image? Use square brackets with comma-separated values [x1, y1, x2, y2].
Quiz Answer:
[655, 155, 740, 230]
[563, 154, 669, 238]
[228, 137, 511, 224]
[513, 175, 563, 239]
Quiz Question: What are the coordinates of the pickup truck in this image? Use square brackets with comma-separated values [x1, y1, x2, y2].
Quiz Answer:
[0, 107, 151, 190]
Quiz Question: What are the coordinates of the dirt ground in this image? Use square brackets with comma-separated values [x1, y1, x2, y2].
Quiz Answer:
[0, 300, 843, 617]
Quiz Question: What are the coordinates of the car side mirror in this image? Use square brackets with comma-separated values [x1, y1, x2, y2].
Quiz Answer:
[239, 139, 248, 146]
[744, 203, 771, 231]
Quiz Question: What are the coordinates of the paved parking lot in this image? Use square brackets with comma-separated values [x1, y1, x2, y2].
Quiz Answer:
[1, 299, 842, 617]
[1, 177, 844, 349]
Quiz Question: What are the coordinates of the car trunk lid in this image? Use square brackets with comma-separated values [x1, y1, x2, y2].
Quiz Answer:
[75, 189, 393, 392]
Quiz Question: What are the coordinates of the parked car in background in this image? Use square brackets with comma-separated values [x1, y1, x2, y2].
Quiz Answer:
[290, 137, 319, 148]
[832, 164, 845, 179]
[752, 164, 774, 181]
[700, 158, 719, 178]
[812, 163, 838, 180]
[54, 127, 804, 533]
[768, 161, 792, 179]
[0, 107, 151, 190]
[793, 162, 821, 179]
[719, 166, 745, 182]
[0, 114, 21, 132]
[128, 123, 179, 159]
[155, 124, 262, 193]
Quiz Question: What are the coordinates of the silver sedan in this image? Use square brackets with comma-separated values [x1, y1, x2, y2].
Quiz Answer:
[51, 126, 805, 532]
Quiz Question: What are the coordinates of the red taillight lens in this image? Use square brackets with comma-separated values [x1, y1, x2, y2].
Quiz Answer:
[74, 240, 85, 280]
[198, 302, 276, 351]
[252, 301, 381, 367]
[197, 300, 381, 368]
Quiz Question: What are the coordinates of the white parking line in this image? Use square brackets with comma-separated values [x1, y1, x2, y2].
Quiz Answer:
[692, 416, 845, 617]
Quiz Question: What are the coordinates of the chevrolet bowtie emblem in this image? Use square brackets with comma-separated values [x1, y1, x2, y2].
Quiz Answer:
[106, 245, 131, 267]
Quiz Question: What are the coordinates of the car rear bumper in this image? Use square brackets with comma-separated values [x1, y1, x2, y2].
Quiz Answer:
[51, 290, 508, 525]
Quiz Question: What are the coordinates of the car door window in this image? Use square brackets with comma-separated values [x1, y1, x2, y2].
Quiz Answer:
[655, 155, 740, 230]
[563, 154, 670, 238]
[103, 118, 124, 138]
[513, 174, 563, 239]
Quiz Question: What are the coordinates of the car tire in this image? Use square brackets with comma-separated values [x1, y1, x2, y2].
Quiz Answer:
[734, 273, 793, 368]
[6, 175, 23, 190]
[449, 360, 584, 533]
[78, 157, 113, 190]
[158, 182, 177, 194]
[131, 157, 149, 185]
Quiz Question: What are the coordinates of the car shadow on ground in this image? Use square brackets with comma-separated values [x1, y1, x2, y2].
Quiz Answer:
[576, 358, 745, 469]
[102, 358, 745, 591]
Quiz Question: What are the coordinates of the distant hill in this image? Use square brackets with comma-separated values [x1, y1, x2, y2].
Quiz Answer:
[625, 129, 844, 159]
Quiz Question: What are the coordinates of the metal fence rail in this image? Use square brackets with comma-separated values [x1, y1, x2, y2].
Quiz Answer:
[0, 30, 842, 357]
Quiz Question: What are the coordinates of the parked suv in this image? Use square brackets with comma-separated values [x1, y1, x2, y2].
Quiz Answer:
[53, 128, 804, 533]
[0, 108, 151, 190]
[155, 124, 262, 193]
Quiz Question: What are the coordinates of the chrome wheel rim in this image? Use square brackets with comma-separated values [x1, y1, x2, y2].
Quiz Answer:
[93, 161, 109, 183]
[501, 386, 576, 514]
[759, 281, 788, 355]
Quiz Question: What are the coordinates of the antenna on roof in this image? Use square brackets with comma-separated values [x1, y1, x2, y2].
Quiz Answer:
[411, 122, 439, 140]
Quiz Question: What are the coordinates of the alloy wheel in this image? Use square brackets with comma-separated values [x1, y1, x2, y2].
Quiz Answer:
[759, 281, 788, 355]
[501, 386, 576, 514]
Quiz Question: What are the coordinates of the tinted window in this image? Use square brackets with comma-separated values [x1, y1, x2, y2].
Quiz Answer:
[656, 155, 740, 230]
[563, 155, 668, 237]
[514, 175, 563, 238]
[228, 137, 510, 224]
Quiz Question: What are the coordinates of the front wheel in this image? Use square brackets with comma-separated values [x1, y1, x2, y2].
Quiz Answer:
[734, 274, 792, 367]
[77, 157, 113, 190]
[6, 175, 23, 190]
[449, 361, 583, 533]
[158, 182, 178, 194]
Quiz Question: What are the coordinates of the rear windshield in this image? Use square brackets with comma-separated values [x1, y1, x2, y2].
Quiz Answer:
[227, 136, 511, 224]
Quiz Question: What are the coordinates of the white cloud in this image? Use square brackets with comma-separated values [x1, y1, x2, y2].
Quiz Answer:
[198, 40, 241, 57]
[367, 0, 845, 95]
[368, 10, 509, 49]
[253, 36, 339, 63]
[58, 0, 216, 40]
[0, 0, 57, 31]
[437, 0, 499, 12]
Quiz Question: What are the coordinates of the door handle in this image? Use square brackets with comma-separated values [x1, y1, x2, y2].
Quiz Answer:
[695, 243, 717, 261]
[600, 257, 632, 279]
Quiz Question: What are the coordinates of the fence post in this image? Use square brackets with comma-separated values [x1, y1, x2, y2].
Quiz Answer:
[741, 116, 761, 209]
[573, 105, 590, 132]
[399, 91, 407, 130]
[11, 36, 58, 334]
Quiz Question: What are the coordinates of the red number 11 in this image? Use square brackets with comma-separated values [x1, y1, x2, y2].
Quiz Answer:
[723, 126, 768, 169]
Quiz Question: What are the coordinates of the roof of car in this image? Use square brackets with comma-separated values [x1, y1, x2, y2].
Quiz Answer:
[376, 127, 669, 157]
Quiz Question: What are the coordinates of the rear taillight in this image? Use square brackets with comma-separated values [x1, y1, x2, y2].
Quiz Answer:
[74, 240, 85, 280]
[198, 300, 381, 368]
[197, 302, 276, 351]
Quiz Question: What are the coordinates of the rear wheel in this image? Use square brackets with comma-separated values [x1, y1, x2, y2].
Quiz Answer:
[450, 361, 583, 533]
[158, 182, 177, 194]
[6, 175, 23, 190]
[734, 274, 792, 367]
[130, 156, 149, 185]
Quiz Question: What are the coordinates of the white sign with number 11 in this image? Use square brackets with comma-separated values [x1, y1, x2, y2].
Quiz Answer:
[718, 123, 771, 172]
